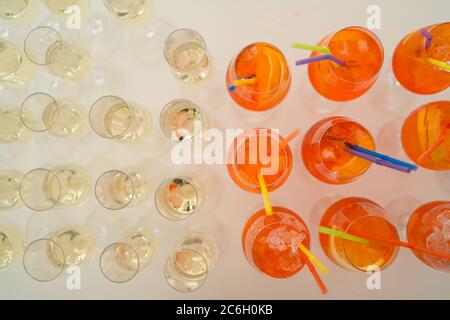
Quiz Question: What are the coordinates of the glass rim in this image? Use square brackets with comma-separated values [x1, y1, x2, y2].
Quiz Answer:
[99, 242, 140, 284]
[164, 247, 208, 293]
[19, 168, 62, 212]
[343, 214, 399, 272]
[24, 26, 64, 66]
[154, 176, 200, 221]
[89, 95, 134, 139]
[228, 42, 290, 95]
[23, 238, 66, 282]
[163, 28, 208, 72]
[95, 169, 135, 210]
[227, 128, 293, 192]
[159, 98, 204, 142]
[312, 116, 374, 183]
[322, 26, 384, 85]
[20, 92, 59, 133]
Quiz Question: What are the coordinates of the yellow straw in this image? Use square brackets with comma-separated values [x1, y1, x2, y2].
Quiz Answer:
[257, 173, 273, 217]
[428, 58, 450, 72]
[298, 243, 328, 275]
[318, 226, 369, 245]
[233, 77, 257, 87]
[291, 43, 331, 54]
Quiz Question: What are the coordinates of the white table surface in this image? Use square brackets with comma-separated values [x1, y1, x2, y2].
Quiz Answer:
[0, 0, 449, 300]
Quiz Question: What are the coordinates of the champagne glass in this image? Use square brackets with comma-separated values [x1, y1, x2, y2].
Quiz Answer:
[100, 227, 158, 283]
[155, 175, 204, 221]
[164, 231, 218, 292]
[163, 28, 212, 85]
[89, 95, 151, 142]
[95, 168, 150, 210]
[159, 99, 206, 142]
[0, 105, 33, 143]
[0, 225, 26, 271]
[0, 170, 24, 210]
[20, 92, 87, 138]
[24, 26, 92, 82]
[19, 165, 91, 212]
[0, 0, 39, 26]
[0, 39, 37, 87]
[103, 0, 153, 27]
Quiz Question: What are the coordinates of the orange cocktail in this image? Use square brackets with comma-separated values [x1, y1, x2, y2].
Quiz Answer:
[227, 128, 293, 193]
[308, 26, 384, 102]
[319, 197, 399, 272]
[242, 207, 310, 278]
[302, 117, 375, 184]
[401, 101, 450, 170]
[226, 42, 291, 111]
[393, 23, 450, 95]
[407, 201, 450, 273]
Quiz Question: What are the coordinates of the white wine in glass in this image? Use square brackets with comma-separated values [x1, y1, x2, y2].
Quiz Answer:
[0, 40, 36, 87]
[24, 26, 92, 82]
[0, 225, 26, 271]
[103, 0, 153, 27]
[165, 231, 218, 292]
[0, 170, 24, 209]
[0, 0, 39, 26]
[45, 0, 90, 18]
[164, 29, 211, 85]
[90, 96, 151, 142]
[0, 106, 33, 143]
[49, 224, 96, 266]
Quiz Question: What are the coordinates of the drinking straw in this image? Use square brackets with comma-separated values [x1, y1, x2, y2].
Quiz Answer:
[416, 126, 449, 164]
[228, 77, 257, 92]
[344, 146, 412, 173]
[298, 249, 328, 295]
[420, 29, 433, 49]
[298, 243, 329, 275]
[257, 173, 273, 217]
[349, 229, 450, 261]
[295, 54, 346, 67]
[345, 142, 418, 171]
[281, 129, 300, 147]
[291, 43, 331, 54]
[318, 226, 369, 245]
[427, 58, 450, 72]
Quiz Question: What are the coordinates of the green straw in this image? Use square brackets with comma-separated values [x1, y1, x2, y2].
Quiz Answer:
[291, 43, 331, 54]
[318, 226, 369, 245]
[427, 58, 450, 72]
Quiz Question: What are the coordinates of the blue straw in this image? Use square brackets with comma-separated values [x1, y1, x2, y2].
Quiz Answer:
[345, 142, 418, 171]
[345, 146, 411, 173]
[295, 54, 346, 67]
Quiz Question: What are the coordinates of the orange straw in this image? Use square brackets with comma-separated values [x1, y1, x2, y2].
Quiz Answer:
[417, 125, 449, 164]
[281, 129, 301, 147]
[349, 230, 450, 261]
[298, 249, 328, 295]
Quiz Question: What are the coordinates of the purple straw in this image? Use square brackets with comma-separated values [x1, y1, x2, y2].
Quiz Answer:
[295, 54, 346, 67]
[345, 146, 411, 173]
[420, 29, 433, 49]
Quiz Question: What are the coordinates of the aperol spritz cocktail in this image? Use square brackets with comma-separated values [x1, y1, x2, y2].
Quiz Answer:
[226, 42, 291, 111]
[393, 23, 450, 95]
[242, 207, 310, 278]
